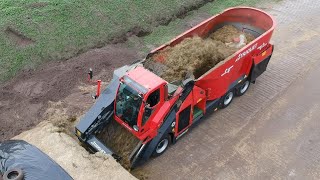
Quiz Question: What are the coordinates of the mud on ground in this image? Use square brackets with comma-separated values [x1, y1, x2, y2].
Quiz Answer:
[0, 44, 140, 141]
[5, 26, 35, 47]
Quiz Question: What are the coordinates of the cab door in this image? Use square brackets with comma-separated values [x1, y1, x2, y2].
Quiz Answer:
[139, 86, 164, 133]
[175, 92, 193, 137]
[141, 89, 161, 126]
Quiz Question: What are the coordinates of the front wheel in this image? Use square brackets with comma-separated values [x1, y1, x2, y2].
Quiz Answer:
[236, 80, 250, 96]
[152, 135, 170, 157]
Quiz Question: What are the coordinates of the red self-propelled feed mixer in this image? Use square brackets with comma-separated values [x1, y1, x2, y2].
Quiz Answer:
[75, 7, 276, 168]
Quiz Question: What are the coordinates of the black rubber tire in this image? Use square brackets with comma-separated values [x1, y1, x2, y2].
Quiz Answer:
[221, 90, 234, 108]
[236, 80, 250, 96]
[152, 135, 171, 157]
[3, 168, 23, 180]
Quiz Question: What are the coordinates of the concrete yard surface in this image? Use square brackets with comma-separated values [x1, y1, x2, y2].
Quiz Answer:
[136, 0, 320, 179]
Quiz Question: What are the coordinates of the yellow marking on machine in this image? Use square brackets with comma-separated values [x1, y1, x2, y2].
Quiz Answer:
[262, 51, 267, 56]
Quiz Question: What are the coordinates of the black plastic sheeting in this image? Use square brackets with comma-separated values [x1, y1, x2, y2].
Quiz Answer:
[0, 140, 73, 180]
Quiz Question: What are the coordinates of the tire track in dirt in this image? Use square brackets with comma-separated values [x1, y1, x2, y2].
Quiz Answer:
[0, 44, 141, 141]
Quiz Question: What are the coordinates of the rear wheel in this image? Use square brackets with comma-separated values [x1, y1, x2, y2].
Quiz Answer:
[236, 80, 250, 96]
[221, 90, 234, 108]
[152, 135, 170, 157]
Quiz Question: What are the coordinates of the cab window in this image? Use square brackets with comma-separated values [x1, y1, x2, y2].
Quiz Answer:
[142, 89, 160, 126]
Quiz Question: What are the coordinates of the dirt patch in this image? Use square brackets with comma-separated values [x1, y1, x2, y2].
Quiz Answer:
[101, 0, 216, 46]
[176, 0, 214, 19]
[152, 0, 215, 26]
[27, 2, 49, 9]
[146, 25, 254, 83]
[5, 27, 34, 47]
[14, 121, 136, 180]
[0, 44, 140, 142]
[97, 120, 141, 170]
[127, 26, 152, 37]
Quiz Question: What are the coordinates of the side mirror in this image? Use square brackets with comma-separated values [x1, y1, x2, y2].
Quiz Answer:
[133, 125, 139, 132]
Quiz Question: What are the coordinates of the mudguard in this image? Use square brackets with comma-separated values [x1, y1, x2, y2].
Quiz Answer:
[249, 45, 274, 82]
[250, 55, 272, 82]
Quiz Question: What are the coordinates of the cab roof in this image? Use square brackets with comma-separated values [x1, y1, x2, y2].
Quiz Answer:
[126, 66, 166, 92]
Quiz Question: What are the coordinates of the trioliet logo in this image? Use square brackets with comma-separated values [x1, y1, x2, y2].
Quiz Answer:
[235, 43, 258, 62]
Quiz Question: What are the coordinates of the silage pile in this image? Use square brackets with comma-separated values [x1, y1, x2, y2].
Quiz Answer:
[14, 121, 136, 180]
[43, 101, 77, 136]
[210, 25, 255, 43]
[13, 97, 136, 180]
[97, 120, 141, 170]
[152, 37, 234, 82]
[145, 25, 255, 83]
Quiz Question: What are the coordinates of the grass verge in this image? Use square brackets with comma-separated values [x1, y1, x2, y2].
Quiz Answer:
[0, 0, 213, 82]
[143, 0, 264, 47]
[0, 0, 269, 82]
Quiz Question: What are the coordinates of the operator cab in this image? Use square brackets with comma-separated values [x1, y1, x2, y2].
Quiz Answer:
[114, 67, 167, 137]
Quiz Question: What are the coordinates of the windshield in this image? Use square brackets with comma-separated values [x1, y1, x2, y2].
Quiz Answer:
[115, 82, 142, 128]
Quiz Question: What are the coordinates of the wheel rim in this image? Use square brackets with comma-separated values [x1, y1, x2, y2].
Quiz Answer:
[156, 139, 169, 154]
[224, 91, 233, 105]
[240, 81, 249, 94]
